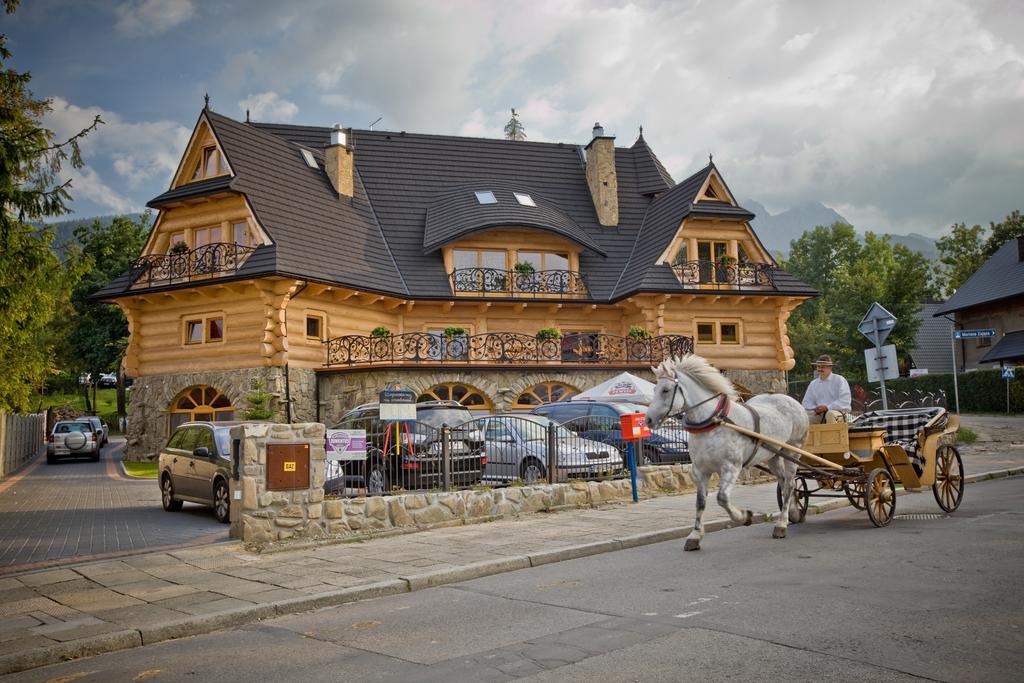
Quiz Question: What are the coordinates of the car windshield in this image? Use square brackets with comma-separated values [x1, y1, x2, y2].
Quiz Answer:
[508, 415, 574, 441]
[417, 407, 471, 428]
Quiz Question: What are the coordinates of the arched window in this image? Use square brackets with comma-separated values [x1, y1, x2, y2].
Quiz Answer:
[169, 385, 235, 431]
[417, 382, 492, 410]
[512, 381, 580, 410]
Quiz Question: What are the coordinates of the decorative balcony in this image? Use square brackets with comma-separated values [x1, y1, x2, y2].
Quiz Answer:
[671, 260, 776, 290]
[449, 268, 589, 297]
[129, 243, 257, 288]
[325, 332, 693, 368]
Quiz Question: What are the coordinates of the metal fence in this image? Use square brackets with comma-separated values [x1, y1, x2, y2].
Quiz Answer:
[324, 414, 690, 498]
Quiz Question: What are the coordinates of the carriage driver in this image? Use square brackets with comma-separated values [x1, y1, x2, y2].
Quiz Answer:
[801, 354, 851, 424]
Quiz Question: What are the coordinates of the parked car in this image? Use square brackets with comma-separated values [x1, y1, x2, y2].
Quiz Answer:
[98, 373, 117, 388]
[81, 416, 109, 446]
[530, 400, 689, 466]
[479, 414, 622, 484]
[159, 421, 240, 523]
[47, 421, 100, 464]
[328, 400, 486, 495]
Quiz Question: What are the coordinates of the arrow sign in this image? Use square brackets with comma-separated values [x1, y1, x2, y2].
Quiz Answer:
[954, 329, 996, 339]
[857, 302, 898, 346]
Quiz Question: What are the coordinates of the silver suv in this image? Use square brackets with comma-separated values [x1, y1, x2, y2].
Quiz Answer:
[47, 421, 100, 464]
[159, 422, 237, 523]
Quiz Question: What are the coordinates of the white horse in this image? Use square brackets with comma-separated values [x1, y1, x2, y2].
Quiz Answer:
[645, 354, 809, 551]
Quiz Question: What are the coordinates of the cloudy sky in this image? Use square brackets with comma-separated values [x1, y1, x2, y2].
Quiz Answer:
[6, 0, 1023, 237]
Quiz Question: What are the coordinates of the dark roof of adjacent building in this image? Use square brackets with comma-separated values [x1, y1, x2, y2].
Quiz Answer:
[934, 238, 1024, 315]
[97, 111, 815, 303]
[980, 330, 1024, 364]
[910, 302, 955, 373]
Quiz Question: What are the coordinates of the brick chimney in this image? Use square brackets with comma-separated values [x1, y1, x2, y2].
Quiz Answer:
[324, 124, 353, 197]
[585, 123, 618, 227]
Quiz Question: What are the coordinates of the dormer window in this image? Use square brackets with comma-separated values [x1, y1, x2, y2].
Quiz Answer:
[192, 146, 227, 180]
[474, 191, 497, 205]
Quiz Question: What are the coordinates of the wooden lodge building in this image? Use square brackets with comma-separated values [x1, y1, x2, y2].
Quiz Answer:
[96, 106, 816, 459]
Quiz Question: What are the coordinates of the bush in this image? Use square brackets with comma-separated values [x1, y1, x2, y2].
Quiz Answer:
[371, 326, 391, 338]
[443, 326, 467, 339]
[957, 427, 978, 444]
[628, 325, 652, 340]
[242, 380, 276, 420]
[536, 327, 562, 341]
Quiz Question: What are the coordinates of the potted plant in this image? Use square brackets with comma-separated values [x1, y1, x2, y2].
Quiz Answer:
[535, 327, 563, 342]
[443, 326, 467, 339]
[513, 261, 536, 276]
[170, 240, 189, 255]
[370, 326, 391, 338]
[628, 325, 652, 340]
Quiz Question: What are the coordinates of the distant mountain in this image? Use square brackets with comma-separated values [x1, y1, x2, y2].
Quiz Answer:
[742, 199, 937, 261]
[39, 213, 145, 247]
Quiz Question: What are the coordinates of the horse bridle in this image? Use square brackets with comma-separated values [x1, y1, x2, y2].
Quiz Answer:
[657, 375, 730, 433]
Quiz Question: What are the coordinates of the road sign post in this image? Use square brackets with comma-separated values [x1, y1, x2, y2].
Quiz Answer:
[949, 329, 997, 415]
[1003, 366, 1016, 414]
[949, 327, 961, 414]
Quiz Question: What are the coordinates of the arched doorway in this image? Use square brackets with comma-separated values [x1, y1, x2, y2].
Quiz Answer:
[512, 381, 580, 410]
[169, 385, 235, 432]
[417, 382, 493, 410]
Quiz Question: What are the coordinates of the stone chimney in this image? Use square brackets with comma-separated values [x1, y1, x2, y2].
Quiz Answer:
[585, 122, 618, 226]
[324, 124, 353, 197]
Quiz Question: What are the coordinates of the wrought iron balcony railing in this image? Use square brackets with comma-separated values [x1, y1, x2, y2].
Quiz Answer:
[449, 268, 589, 297]
[325, 332, 693, 367]
[671, 260, 776, 289]
[129, 242, 257, 287]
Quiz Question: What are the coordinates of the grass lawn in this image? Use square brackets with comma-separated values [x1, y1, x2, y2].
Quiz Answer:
[33, 388, 125, 433]
[121, 460, 159, 479]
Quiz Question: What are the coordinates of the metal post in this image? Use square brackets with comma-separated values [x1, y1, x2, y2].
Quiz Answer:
[627, 441, 639, 503]
[873, 318, 888, 410]
[1006, 366, 1011, 415]
[950, 326, 961, 414]
[546, 423, 557, 485]
[441, 425, 451, 492]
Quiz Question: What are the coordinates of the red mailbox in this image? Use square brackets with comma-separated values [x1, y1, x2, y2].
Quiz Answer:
[619, 413, 651, 441]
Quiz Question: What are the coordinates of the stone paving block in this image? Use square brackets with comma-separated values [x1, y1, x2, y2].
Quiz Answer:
[153, 590, 224, 610]
[52, 588, 144, 612]
[30, 620, 123, 643]
[34, 578, 99, 597]
[122, 553, 186, 569]
[0, 578, 23, 591]
[29, 615, 105, 636]
[244, 588, 305, 603]
[0, 597, 69, 617]
[16, 569, 80, 587]
[0, 614, 42, 635]
[26, 611, 62, 626]
[91, 603, 189, 629]
[90, 570, 153, 588]
[204, 580, 277, 599]
[73, 560, 135, 577]
[109, 578, 190, 601]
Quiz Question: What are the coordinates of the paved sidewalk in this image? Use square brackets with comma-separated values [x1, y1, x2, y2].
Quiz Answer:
[0, 443, 1021, 675]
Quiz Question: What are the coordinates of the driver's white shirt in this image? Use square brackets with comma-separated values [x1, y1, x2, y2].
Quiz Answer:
[802, 373, 851, 411]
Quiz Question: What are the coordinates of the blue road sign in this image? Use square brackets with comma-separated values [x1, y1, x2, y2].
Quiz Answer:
[955, 329, 996, 339]
[1003, 367, 1016, 380]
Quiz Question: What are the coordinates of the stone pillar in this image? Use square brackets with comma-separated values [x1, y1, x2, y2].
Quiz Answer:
[230, 422, 327, 543]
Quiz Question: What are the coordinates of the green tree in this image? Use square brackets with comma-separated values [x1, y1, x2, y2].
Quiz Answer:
[0, 2, 100, 411]
[783, 223, 930, 377]
[983, 209, 1024, 258]
[64, 214, 152, 411]
[935, 222, 986, 297]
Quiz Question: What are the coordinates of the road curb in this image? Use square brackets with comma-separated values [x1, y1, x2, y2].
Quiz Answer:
[4, 466, 1019, 676]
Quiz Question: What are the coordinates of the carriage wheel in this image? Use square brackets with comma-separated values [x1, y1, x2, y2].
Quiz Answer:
[866, 468, 896, 528]
[775, 476, 809, 524]
[843, 479, 866, 510]
[932, 445, 964, 512]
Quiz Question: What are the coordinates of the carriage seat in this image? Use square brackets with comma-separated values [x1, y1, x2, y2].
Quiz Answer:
[849, 408, 947, 476]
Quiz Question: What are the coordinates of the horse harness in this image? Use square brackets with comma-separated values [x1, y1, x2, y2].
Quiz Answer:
[666, 379, 763, 467]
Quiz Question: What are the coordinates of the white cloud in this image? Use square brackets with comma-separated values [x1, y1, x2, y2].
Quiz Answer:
[116, 0, 195, 36]
[238, 92, 299, 122]
[781, 31, 816, 54]
[67, 166, 136, 214]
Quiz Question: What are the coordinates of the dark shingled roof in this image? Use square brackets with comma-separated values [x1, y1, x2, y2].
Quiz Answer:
[423, 181, 605, 255]
[980, 330, 1024, 364]
[910, 302, 955, 373]
[934, 238, 1024, 315]
[98, 111, 815, 304]
[147, 175, 233, 207]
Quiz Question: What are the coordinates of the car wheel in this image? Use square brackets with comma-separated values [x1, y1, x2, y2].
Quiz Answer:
[641, 447, 657, 466]
[161, 474, 183, 511]
[213, 479, 230, 524]
[366, 461, 389, 496]
[520, 458, 546, 484]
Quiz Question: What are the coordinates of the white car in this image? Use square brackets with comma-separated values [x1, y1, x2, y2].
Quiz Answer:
[47, 421, 100, 463]
[81, 416, 109, 446]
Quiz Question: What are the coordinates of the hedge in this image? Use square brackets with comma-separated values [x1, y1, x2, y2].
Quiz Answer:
[788, 369, 1022, 414]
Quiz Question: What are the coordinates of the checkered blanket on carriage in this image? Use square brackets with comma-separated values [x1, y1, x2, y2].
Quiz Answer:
[849, 407, 947, 475]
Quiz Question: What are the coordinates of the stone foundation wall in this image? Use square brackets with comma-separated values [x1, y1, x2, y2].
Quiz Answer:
[231, 422, 327, 543]
[722, 369, 787, 395]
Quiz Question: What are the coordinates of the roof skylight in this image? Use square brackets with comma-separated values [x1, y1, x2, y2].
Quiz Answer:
[300, 149, 318, 169]
[514, 192, 536, 207]
[475, 191, 497, 205]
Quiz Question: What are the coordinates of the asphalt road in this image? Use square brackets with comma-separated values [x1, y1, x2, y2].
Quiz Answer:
[7, 475, 1022, 682]
[0, 439, 227, 573]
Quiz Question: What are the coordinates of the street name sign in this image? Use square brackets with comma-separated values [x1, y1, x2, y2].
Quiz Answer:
[857, 302, 898, 346]
[954, 329, 996, 339]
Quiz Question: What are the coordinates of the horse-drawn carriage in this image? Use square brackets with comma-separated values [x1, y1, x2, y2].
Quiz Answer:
[645, 354, 967, 550]
[776, 407, 965, 527]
